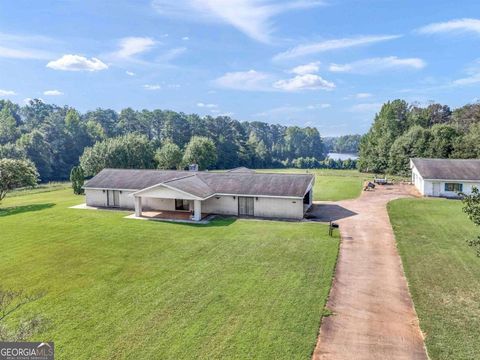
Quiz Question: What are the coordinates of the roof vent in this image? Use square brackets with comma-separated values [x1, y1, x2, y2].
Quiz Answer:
[188, 164, 199, 172]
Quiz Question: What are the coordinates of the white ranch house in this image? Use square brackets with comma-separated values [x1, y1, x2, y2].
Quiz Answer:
[410, 158, 480, 197]
[83, 167, 314, 221]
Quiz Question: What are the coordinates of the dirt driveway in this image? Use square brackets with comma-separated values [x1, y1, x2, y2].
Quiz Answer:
[311, 184, 429, 360]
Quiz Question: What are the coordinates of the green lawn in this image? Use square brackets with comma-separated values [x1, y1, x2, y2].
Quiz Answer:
[261, 169, 365, 201]
[0, 189, 339, 359]
[388, 198, 480, 360]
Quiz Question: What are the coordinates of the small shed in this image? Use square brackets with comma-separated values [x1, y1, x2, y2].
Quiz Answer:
[410, 158, 480, 197]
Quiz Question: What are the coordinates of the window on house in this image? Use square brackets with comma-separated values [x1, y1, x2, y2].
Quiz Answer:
[444, 183, 463, 192]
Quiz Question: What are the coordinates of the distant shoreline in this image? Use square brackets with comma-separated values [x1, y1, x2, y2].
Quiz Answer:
[327, 152, 359, 160]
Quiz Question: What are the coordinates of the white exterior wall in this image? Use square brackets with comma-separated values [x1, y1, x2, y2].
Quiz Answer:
[416, 178, 480, 198]
[142, 198, 176, 211]
[432, 181, 480, 198]
[411, 165, 425, 195]
[85, 189, 135, 208]
[136, 186, 199, 200]
[85, 189, 106, 207]
[411, 161, 480, 197]
[134, 185, 197, 211]
[86, 186, 307, 220]
[202, 195, 238, 215]
[120, 191, 135, 208]
[254, 197, 304, 219]
[202, 195, 304, 219]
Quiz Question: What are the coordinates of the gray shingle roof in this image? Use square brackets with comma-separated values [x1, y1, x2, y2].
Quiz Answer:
[225, 167, 256, 173]
[198, 172, 313, 197]
[412, 158, 480, 181]
[84, 168, 314, 198]
[163, 175, 215, 198]
[84, 169, 191, 190]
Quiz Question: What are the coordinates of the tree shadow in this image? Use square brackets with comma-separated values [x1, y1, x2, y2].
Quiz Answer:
[0, 203, 55, 217]
[306, 204, 357, 222]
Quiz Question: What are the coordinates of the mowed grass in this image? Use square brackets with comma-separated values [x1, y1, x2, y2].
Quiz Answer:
[0, 189, 339, 359]
[261, 169, 365, 201]
[388, 198, 480, 360]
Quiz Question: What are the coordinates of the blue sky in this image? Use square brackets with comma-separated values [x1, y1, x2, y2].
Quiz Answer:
[1, 0, 480, 136]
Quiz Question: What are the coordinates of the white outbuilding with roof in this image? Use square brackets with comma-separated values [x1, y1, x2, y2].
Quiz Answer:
[410, 158, 480, 197]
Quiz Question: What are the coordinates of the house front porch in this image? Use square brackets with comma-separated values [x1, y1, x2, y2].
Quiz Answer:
[140, 209, 209, 221]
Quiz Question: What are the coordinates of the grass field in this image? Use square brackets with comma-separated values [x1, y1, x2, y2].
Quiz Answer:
[262, 169, 366, 201]
[0, 188, 339, 359]
[388, 198, 480, 360]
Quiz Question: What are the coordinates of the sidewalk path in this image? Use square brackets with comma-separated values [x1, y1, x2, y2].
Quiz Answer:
[311, 184, 429, 360]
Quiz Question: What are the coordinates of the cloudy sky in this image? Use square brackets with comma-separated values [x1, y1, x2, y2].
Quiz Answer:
[1, 0, 480, 135]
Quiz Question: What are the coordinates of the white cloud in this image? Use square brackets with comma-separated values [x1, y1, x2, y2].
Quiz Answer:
[0, 32, 54, 59]
[256, 103, 329, 117]
[306, 103, 330, 109]
[356, 92, 372, 98]
[213, 70, 272, 91]
[273, 74, 335, 91]
[43, 90, 63, 96]
[214, 69, 334, 92]
[219, 112, 234, 117]
[329, 56, 426, 73]
[126, 71, 135, 76]
[152, 0, 325, 43]
[274, 34, 401, 60]
[114, 37, 156, 59]
[418, 18, 480, 36]
[197, 102, 218, 108]
[0, 46, 52, 60]
[143, 84, 161, 90]
[0, 89, 16, 96]
[47, 55, 108, 71]
[452, 61, 480, 86]
[349, 103, 383, 112]
[290, 61, 320, 75]
[157, 47, 187, 62]
[453, 74, 480, 86]
[182, 36, 190, 41]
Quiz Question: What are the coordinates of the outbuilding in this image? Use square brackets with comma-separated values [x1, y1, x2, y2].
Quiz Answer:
[83, 168, 314, 221]
[410, 158, 480, 197]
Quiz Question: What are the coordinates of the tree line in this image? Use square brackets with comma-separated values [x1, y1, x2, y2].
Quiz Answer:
[0, 99, 327, 181]
[358, 100, 480, 175]
[324, 134, 361, 154]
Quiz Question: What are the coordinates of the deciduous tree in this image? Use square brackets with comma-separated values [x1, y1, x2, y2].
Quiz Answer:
[80, 134, 155, 176]
[182, 136, 217, 170]
[462, 187, 480, 256]
[0, 159, 38, 202]
[155, 142, 183, 170]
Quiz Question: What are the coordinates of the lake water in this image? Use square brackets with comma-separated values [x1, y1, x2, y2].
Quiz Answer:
[327, 152, 358, 160]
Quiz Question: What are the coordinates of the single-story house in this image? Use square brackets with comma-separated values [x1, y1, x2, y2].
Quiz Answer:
[83, 167, 314, 221]
[410, 158, 480, 197]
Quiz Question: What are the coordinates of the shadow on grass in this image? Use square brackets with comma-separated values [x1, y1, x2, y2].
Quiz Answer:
[0, 203, 55, 217]
[173, 216, 238, 228]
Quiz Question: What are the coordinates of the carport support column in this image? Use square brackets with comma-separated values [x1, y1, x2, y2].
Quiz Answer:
[193, 200, 201, 221]
[135, 196, 142, 217]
